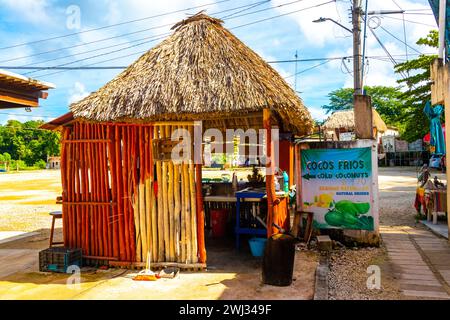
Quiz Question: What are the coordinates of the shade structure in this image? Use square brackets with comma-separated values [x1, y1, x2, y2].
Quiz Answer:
[45, 13, 313, 269]
[322, 108, 387, 133]
[69, 13, 313, 136]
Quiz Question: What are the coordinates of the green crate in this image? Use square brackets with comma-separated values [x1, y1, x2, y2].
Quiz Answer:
[39, 247, 82, 273]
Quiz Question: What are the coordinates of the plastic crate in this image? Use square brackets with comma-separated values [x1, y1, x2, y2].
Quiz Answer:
[39, 247, 82, 273]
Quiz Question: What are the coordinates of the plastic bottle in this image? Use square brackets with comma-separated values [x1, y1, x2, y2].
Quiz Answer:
[283, 171, 289, 194]
[232, 172, 238, 192]
[274, 179, 280, 191]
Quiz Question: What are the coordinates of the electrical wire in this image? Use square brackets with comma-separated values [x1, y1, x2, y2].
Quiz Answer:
[31, 0, 336, 78]
[0, 112, 58, 119]
[0, 0, 232, 51]
[2, 0, 307, 72]
[23, 33, 169, 76]
[0, 1, 271, 64]
[230, 0, 335, 30]
[285, 59, 332, 79]
[220, 0, 271, 19]
[382, 15, 436, 28]
[379, 25, 422, 55]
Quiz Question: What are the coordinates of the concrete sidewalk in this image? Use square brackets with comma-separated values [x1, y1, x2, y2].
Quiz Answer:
[381, 226, 450, 300]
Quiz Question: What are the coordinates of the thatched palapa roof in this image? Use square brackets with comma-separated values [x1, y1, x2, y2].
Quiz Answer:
[322, 109, 387, 132]
[70, 13, 313, 135]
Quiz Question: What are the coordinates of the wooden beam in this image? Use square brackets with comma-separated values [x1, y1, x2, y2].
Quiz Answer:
[0, 90, 38, 107]
[263, 109, 277, 237]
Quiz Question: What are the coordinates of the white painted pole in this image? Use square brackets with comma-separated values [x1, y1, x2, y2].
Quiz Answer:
[438, 0, 446, 61]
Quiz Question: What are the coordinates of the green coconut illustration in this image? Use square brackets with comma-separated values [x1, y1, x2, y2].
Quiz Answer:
[324, 200, 373, 230]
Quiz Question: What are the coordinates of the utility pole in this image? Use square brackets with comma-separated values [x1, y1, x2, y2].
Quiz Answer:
[352, 0, 363, 95]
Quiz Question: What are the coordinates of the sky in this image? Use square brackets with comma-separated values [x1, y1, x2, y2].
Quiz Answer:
[0, 0, 438, 124]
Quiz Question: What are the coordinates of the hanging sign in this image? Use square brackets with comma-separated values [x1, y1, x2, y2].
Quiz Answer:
[301, 148, 374, 231]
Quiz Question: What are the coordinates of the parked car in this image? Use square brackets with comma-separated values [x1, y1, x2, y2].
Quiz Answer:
[429, 154, 442, 169]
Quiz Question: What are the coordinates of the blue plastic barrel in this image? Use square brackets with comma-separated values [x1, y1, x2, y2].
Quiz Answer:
[248, 237, 267, 257]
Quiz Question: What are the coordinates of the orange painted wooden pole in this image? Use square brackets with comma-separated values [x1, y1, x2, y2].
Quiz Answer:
[120, 126, 127, 260]
[99, 124, 109, 257]
[195, 163, 206, 263]
[60, 127, 69, 246]
[74, 123, 82, 248]
[115, 125, 126, 260]
[128, 126, 136, 262]
[263, 109, 277, 238]
[67, 127, 74, 248]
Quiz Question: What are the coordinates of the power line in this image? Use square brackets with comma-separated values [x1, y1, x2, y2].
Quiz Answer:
[1, 0, 304, 71]
[0, 0, 231, 51]
[23, 34, 169, 76]
[285, 60, 332, 79]
[379, 25, 421, 55]
[20, 32, 172, 68]
[232, 0, 335, 30]
[0, 54, 436, 71]
[382, 15, 436, 27]
[30, 1, 336, 78]
[221, 0, 271, 19]
[0, 112, 58, 119]
[0, 1, 265, 64]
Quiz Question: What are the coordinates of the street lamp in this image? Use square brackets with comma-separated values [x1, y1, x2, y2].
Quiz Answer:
[312, 17, 353, 34]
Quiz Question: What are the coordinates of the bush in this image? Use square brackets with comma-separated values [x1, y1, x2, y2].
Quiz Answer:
[10, 159, 28, 170]
[34, 159, 47, 169]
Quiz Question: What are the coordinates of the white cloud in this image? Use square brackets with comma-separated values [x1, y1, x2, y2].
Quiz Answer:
[308, 106, 328, 121]
[68, 82, 89, 104]
[103, 0, 217, 28]
[271, 0, 350, 46]
[0, 0, 53, 25]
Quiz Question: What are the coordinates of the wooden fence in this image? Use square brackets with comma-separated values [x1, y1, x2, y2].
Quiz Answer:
[60, 121, 206, 267]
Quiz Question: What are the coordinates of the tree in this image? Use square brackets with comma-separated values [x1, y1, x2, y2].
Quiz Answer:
[321, 86, 406, 125]
[0, 120, 61, 166]
[394, 30, 438, 142]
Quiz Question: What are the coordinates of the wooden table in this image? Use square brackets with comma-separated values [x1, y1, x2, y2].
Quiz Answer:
[426, 189, 447, 225]
[415, 187, 447, 224]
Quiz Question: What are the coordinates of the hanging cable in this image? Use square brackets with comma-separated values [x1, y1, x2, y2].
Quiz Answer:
[0, 0, 232, 51]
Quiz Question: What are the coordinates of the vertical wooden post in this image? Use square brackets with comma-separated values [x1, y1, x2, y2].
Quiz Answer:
[354, 95, 373, 139]
[263, 109, 277, 237]
[195, 163, 206, 263]
[430, 59, 450, 243]
[443, 67, 450, 243]
[60, 128, 69, 246]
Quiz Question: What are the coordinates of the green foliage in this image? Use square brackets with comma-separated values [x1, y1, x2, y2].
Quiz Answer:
[394, 30, 438, 142]
[34, 159, 47, 169]
[321, 85, 406, 125]
[0, 120, 60, 167]
[322, 30, 439, 142]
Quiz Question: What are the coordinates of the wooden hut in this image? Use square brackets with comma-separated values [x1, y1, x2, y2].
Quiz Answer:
[322, 109, 387, 141]
[44, 13, 313, 269]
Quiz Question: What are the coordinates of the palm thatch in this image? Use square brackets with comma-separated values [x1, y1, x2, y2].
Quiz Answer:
[70, 13, 313, 135]
[322, 109, 387, 132]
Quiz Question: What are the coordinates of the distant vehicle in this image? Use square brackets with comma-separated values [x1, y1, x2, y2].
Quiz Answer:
[0, 169, 6, 173]
[429, 154, 442, 169]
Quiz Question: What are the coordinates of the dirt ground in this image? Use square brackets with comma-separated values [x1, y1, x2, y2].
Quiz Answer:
[378, 167, 446, 226]
[0, 169, 317, 300]
[328, 166, 448, 300]
[1, 167, 446, 300]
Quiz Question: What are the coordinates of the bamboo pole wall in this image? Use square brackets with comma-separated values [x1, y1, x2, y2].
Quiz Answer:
[61, 121, 205, 266]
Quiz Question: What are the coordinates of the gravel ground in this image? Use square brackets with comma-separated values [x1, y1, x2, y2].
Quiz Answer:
[327, 167, 447, 300]
[328, 247, 403, 300]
